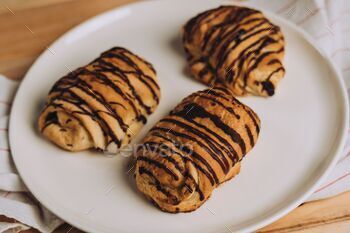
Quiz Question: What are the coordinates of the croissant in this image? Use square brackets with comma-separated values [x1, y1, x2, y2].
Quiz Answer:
[183, 5, 285, 97]
[38, 47, 160, 153]
[134, 87, 260, 212]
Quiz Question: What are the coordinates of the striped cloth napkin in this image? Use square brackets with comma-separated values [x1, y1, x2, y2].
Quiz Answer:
[0, 0, 349, 232]
[0, 77, 63, 233]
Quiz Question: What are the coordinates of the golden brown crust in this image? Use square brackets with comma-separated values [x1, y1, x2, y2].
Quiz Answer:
[182, 5, 285, 97]
[38, 47, 160, 153]
[134, 87, 260, 212]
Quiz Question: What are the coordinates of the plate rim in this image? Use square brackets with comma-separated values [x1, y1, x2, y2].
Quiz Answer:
[9, 0, 349, 232]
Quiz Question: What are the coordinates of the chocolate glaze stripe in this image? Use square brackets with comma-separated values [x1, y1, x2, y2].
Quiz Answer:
[109, 101, 127, 110]
[138, 142, 184, 173]
[161, 116, 238, 165]
[210, 86, 233, 98]
[243, 47, 285, 85]
[218, 14, 264, 42]
[44, 97, 95, 122]
[51, 97, 94, 119]
[147, 131, 217, 185]
[100, 51, 160, 103]
[52, 97, 94, 116]
[216, 24, 279, 73]
[234, 39, 282, 84]
[268, 58, 283, 66]
[140, 141, 185, 162]
[106, 47, 158, 77]
[73, 80, 129, 131]
[266, 66, 285, 81]
[137, 156, 180, 181]
[150, 126, 222, 183]
[227, 36, 278, 83]
[103, 48, 159, 91]
[52, 76, 118, 120]
[187, 157, 216, 187]
[205, 15, 265, 55]
[138, 167, 177, 201]
[147, 132, 188, 164]
[139, 164, 204, 203]
[174, 103, 247, 155]
[198, 91, 240, 119]
[61, 89, 122, 147]
[200, 8, 237, 50]
[247, 46, 284, 73]
[211, 17, 269, 60]
[208, 86, 246, 107]
[65, 95, 121, 146]
[95, 59, 153, 115]
[148, 131, 217, 185]
[41, 47, 160, 152]
[83, 68, 148, 123]
[108, 47, 158, 76]
[55, 48, 156, 122]
[245, 124, 255, 147]
[168, 113, 239, 163]
[124, 70, 160, 98]
[187, 174, 205, 201]
[41, 99, 97, 134]
[51, 67, 144, 124]
[205, 13, 282, 83]
[246, 108, 260, 135]
[185, 6, 260, 52]
[183, 180, 194, 193]
[60, 84, 127, 136]
[202, 7, 231, 26]
[115, 52, 160, 92]
[184, 7, 228, 43]
[159, 118, 230, 173]
[200, 8, 240, 50]
[170, 89, 247, 158]
[177, 88, 234, 112]
[49, 68, 81, 93]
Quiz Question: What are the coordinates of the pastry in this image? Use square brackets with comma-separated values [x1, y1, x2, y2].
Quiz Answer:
[134, 87, 260, 212]
[38, 47, 160, 153]
[183, 5, 285, 96]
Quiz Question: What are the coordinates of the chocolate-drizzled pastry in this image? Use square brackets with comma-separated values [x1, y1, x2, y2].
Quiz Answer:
[183, 5, 285, 97]
[134, 87, 260, 212]
[38, 47, 160, 153]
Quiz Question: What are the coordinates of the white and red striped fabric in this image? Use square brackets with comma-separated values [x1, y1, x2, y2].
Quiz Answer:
[0, 0, 349, 232]
[0, 77, 63, 233]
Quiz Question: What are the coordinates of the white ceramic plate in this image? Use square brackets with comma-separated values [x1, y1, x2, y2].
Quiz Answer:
[9, 1, 349, 232]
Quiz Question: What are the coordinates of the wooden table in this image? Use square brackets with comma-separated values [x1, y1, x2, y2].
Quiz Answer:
[1, 0, 350, 232]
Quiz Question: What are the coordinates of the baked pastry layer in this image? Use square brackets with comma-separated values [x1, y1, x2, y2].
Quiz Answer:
[38, 47, 160, 153]
[135, 87, 260, 212]
[183, 5, 285, 97]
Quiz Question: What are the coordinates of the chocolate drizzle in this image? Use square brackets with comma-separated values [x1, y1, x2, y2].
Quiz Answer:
[40, 47, 159, 151]
[135, 87, 260, 211]
[176, 103, 246, 154]
[183, 5, 285, 96]
[137, 156, 180, 181]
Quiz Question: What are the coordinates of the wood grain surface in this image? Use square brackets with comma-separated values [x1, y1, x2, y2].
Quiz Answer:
[0, 0, 349, 232]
